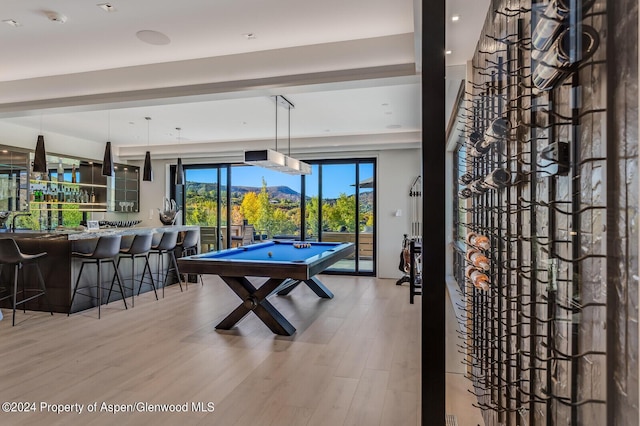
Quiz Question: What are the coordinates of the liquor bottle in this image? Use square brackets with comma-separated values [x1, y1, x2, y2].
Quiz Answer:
[57, 161, 64, 183]
[465, 232, 491, 250]
[90, 189, 96, 203]
[71, 164, 77, 183]
[483, 168, 511, 189]
[466, 249, 490, 271]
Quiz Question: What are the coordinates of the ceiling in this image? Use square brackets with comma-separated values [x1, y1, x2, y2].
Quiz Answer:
[0, 0, 490, 161]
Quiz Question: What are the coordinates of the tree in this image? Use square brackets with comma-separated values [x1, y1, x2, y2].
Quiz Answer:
[255, 178, 274, 235]
[240, 192, 259, 225]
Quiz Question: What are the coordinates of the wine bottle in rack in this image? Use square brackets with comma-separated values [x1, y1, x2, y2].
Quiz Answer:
[483, 168, 511, 189]
[465, 266, 490, 291]
[467, 131, 482, 146]
[469, 179, 489, 194]
[465, 232, 491, 250]
[470, 140, 491, 158]
[466, 249, 490, 271]
[531, 0, 596, 61]
[458, 172, 474, 186]
[532, 25, 599, 92]
[458, 188, 473, 199]
[483, 117, 510, 145]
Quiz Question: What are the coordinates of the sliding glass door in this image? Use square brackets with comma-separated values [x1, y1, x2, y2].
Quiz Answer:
[178, 158, 375, 276]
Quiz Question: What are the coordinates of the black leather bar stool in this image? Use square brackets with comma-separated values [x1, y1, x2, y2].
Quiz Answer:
[149, 231, 183, 297]
[176, 229, 203, 288]
[108, 233, 157, 307]
[0, 238, 53, 326]
[68, 235, 127, 319]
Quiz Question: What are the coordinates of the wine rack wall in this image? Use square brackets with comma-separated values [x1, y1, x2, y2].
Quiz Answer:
[452, 0, 637, 425]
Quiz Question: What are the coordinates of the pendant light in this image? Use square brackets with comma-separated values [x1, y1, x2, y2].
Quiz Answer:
[244, 95, 310, 175]
[175, 127, 184, 185]
[33, 135, 47, 173]
[33, 116, 47, 173]
[102, 111, 114, 176]
[143, 117, 153, 181]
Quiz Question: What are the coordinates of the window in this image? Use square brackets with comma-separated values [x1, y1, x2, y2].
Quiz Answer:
[178, 158, 376, 276]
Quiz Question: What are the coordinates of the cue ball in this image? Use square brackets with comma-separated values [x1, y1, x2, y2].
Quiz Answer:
[268, 251, 273, 257]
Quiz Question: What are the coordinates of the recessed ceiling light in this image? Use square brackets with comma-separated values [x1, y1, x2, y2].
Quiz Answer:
[44, 11, 67, 24]
[2, 19, 21, 27]
[445, 50, 452, 55]
[381, 103, 389, 106]
[97, 3, 117, 12]
[243, 33, 257, 40]
[136, 30, 171, 45]
[451, 15, 460, 22]
[385, 111, 392, 115]
[387, 124, 402, 129]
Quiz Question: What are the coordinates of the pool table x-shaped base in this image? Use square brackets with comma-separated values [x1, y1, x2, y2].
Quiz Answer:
[216, 276, 333, 336]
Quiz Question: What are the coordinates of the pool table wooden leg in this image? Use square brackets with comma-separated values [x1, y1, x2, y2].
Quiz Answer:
[216, 304, 252, 330]
[217, 276, 297, 336]
[276, 276, 333, 299]
[275, 279, 301, 296]
[303, 276, 334, 298]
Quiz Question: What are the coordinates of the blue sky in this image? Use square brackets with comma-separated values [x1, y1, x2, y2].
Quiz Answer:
[186, 163, 373, 199]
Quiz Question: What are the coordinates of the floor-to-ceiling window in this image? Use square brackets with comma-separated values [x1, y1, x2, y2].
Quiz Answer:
[230, 165, 302, 241]
[310, 159, 375, 274]
[178, 158, 375, 276]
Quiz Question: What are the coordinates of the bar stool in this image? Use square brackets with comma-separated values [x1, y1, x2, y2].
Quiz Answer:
[68, 235, 127, 319]
[149, 231, 183, 297]
[108, 233, 157, 307]
[0, 238, 53, 326]
[176, 229, 203, 288]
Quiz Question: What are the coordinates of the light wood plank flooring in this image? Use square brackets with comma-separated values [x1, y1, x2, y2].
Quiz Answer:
[0, 275, 422, 426]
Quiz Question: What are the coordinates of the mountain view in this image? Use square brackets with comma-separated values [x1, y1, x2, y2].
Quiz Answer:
[185, 180, 374, 239]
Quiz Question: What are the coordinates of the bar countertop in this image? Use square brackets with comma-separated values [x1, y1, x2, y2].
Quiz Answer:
[0, 224, 199, 240]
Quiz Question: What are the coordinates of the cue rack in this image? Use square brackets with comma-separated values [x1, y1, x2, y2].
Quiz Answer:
[452, 0, 610, 424]
[397, 176, 422, 303]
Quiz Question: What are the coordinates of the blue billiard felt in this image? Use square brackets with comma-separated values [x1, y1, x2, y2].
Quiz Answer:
[197, 241, 341, 263]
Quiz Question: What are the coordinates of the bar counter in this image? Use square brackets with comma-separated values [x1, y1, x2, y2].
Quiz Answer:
[0, 225, 199, 314]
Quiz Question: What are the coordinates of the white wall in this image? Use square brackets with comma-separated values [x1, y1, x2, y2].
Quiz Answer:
[0, 121, 106, 161]
[126, 148, 421, 279]
[376, 148, 421, 278]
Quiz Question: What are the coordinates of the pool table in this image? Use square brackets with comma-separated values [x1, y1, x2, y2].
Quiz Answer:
[177, 240, 355, 335]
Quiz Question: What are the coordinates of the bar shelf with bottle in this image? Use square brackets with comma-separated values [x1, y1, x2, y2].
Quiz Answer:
[30, 181, 107, 211]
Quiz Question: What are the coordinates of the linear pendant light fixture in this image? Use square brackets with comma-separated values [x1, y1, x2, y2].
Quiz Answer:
[102, 111, 114, 176]
[175, 127, 184, 185]
[244, 95, 311, 175]
[143, 116, 153, 181]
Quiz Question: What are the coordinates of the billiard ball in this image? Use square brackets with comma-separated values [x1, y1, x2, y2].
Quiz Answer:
[268, 251, 273, 257]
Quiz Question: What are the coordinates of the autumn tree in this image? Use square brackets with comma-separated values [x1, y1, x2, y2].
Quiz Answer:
[240, 191, 259, 225]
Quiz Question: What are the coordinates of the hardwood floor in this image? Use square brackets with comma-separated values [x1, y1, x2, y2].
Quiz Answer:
[0, 275, 421, 426]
